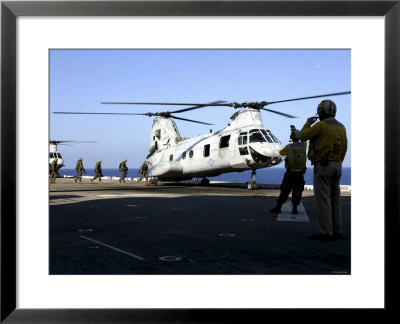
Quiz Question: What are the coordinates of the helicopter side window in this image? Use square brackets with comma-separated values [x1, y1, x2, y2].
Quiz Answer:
[203, 144, 210, 157]
[57, 153, 62, 159]
[182, 151, 187, 159]
[261, 129, 273, 143]
[169, 154, 173, 161]
[49, 153, 54, 158]
[220, 135, 230, 148]
[239, 147, 249, 155]
[189, 150, 194, 158]
[250, 132, 265, 143]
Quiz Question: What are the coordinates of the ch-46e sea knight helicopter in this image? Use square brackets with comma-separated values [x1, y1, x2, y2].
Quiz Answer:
[54, 91, 350, 189]
[49, 140, 96, 174]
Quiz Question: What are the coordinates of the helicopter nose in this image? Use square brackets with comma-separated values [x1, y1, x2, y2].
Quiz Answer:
[261, 146, 273, 156]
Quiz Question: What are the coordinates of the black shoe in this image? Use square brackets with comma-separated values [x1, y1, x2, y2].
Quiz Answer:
[310, 234, 335, 241]
[270, 206, 281, 213]
[292, 206, 298, 214]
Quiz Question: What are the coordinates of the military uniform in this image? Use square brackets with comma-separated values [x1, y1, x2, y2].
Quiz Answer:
[138, 161, 149, 182]
[271, 135, 307, 214]
[74, 158, 86, 183]
[50, 158, 59, 184]
[91, 160, 103, 183]
[300, 116, 347, 237]
[119, 160, 128, 183]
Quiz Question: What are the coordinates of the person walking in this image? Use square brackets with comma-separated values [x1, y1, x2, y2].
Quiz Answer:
[90, 160, 104, 184]
[50, 157, 60, 184]
[119, 159, 128, 183]
[74, 158, 86, 183]
[270, 125, 307, 214]
[299, 99, 348, 240]
[138, 160, 149, 183]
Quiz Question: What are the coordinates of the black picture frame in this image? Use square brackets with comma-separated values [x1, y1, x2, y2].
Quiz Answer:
[1, 0, 399, 322]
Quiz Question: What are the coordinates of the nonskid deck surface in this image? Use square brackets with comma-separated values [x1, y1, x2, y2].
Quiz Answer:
[50, 180, 351, 275]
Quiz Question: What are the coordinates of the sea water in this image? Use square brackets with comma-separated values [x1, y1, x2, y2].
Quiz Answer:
[59, 167, 351, 185]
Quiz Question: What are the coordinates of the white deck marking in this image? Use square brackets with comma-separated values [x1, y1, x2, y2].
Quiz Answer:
[277, 202, 310, 222]
[98, 193, 190, 198]
[80, 235, 145, 260]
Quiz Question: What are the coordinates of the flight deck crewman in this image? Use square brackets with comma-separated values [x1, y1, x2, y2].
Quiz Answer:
[74, 158, 86, 183]
[270, 125, 307, 215]
[299, 99, 347, 241]
[90, 160, 104, 184]
[119, 159, 128, 183]
[50, 158, 60, 184]
[138, 160, 149, 183]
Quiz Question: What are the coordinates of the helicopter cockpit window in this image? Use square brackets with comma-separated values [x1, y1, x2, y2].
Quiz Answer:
[250, 131, 265, 143]
[57, 153, 62, 159]
[266, 130, 280, 143]
[261, 129, 273, 143]
[220, 135, 230, 148]
[49, 153, 54, 158]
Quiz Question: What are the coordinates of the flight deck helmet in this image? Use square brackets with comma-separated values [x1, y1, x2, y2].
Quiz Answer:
[317, 100, 337, 117]
[289, 125, 300, 142]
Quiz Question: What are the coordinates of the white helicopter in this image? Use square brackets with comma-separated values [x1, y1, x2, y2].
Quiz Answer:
[49, 140, 96, 174]
[54, 91, 350, 189]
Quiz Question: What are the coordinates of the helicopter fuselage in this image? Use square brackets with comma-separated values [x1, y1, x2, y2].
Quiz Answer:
[148, 109, 283, 181]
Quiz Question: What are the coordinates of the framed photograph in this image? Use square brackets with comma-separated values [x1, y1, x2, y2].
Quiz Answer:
[2, 0, 399, 322]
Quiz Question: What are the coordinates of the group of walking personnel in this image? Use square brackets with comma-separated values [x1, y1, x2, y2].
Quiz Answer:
[272, 99, 348, 241]
[64, 158, 149, 184]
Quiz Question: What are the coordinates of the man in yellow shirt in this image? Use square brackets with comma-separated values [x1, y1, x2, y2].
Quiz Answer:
[300, 99, 347, 240]
[270, 125, 307, 215]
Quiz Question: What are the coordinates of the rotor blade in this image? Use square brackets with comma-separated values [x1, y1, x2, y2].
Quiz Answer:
[66, 141, 97, 143]
[53, 111, 212, 124]
[169, 115, 213, 125]
[101, 101, 231, 107]
[169, 101, 227, 113]
[265, 91, 351, 106]
[50, 140, 72, 144]
[260, 107, 297, 118]
[52, 140, 97, 143]
[53, 112, 150, 116]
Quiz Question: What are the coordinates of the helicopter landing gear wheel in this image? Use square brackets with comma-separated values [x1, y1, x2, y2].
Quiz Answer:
[148, 178, 159, 186]
[200, 178, 210, 186]
[246, 181, 259, 190]
[247, 170, 259, 190]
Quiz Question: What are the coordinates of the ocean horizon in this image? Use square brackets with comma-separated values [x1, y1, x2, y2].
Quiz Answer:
[59, 166, 351, 185]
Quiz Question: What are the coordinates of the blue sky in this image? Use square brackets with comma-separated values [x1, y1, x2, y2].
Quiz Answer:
[50, 49, 351, 169]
